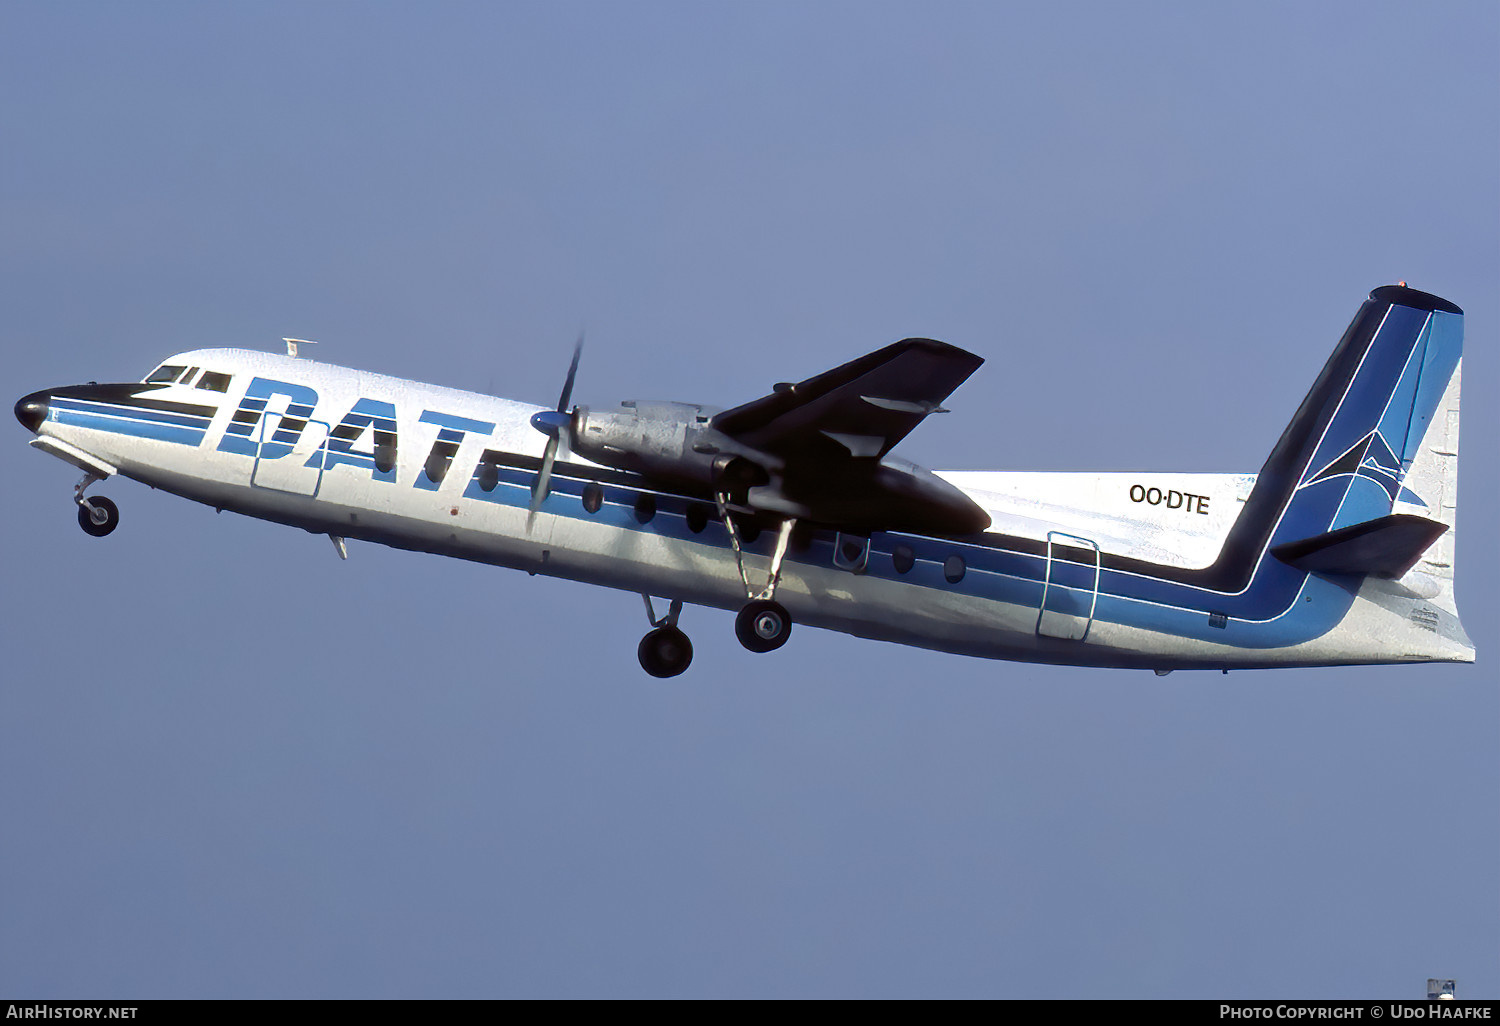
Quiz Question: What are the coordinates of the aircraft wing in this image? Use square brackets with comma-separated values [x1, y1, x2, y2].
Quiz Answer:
[709, 338, 983, 464]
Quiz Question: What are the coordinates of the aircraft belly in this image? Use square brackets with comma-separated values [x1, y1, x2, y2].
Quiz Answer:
[101, 455, 1472, 670]
[535, 524, 1472, 669]
[522, 514, 1292, 668]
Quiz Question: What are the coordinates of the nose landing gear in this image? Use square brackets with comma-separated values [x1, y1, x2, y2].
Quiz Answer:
[77, 495, 119, 537]
[73, 472, 119, 537]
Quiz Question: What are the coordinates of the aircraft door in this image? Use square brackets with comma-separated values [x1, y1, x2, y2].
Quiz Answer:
[1035, 531, 1101, 641]
[248, 401, 331, 498]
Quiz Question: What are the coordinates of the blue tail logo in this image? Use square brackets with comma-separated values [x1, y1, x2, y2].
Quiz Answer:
[1305, 429, 1403, 503]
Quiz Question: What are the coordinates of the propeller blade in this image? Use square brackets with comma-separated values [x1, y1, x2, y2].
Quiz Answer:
[556, 334, 583, 414]
[530, 435, 559, 514]
[530, 334, 583, 524]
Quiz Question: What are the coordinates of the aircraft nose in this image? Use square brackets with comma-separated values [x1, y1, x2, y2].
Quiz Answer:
[14, 390, 50, 433]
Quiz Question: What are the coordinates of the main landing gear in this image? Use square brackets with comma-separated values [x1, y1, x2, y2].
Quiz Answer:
[735, 599, 792, 653]
[74, 472, 119, 537]
[639, 596, 693, 678]
[718, 490, 795, 654]
[634, 498, 798, 677]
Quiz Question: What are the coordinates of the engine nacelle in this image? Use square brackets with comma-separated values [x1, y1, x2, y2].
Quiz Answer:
[566, 399, 989, 535]
[570, 401, 769, 492]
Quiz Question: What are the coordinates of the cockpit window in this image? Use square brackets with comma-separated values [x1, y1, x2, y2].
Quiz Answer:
[196, 371, 233, 393]
[146, 364, 187, 384]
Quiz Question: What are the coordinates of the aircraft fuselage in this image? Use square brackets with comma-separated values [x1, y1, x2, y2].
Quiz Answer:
[16, 321, 1472, 675]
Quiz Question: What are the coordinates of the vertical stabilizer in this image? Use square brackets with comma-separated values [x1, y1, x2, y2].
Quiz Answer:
[1254, 285, 1465, 630]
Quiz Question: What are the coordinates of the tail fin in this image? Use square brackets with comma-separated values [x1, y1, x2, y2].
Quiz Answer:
[1260, 285, 1463, 603]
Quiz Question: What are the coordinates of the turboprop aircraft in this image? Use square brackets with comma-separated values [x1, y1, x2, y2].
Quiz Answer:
[14, 284, 1472, 677]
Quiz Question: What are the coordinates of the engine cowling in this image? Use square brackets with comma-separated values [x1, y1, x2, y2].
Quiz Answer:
[564, 399, 989, 536]
[570, 400, 770, 492]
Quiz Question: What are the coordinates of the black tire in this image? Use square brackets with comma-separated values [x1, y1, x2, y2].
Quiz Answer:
[638, 626, 693, 678]
[77, 496, 119, 537]
[735, 600, 792, 653]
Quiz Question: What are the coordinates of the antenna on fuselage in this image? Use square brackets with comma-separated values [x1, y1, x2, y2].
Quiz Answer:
[283, 338, 318, 358]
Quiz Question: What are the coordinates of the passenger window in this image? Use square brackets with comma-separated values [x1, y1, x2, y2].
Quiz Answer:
[685, 503, 711, 534]
[476, 454, 500, 493]
[583, 484, 604, 514]
[373, 435, 398, 475]
[943, 555, 966, 584]
[196, 371, 233, 393]
[146, 364, 186, 383]
[633, 493, 656, 524]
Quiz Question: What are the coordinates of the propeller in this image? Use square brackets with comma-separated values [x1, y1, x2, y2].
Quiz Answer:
[528, 334, 583, 517]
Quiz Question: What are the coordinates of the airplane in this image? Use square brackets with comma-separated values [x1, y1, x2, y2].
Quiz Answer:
[13, 284, 1472, 678]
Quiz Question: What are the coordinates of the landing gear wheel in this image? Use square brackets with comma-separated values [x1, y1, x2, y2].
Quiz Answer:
[77, 496, 119, 537]
[638, 626, 694, 678]
[735, 600, 792, 653]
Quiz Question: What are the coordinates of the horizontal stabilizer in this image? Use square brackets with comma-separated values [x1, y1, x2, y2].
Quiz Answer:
[1271, 513, 1448, 579]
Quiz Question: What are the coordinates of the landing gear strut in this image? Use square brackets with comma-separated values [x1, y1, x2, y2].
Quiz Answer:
[74, 472, 118, 537]
[638, 595, 692, 678]
[717, 488, 795, 654]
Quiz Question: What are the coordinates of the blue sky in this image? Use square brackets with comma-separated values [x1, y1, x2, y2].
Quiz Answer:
[3, 0, 1496, 998]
